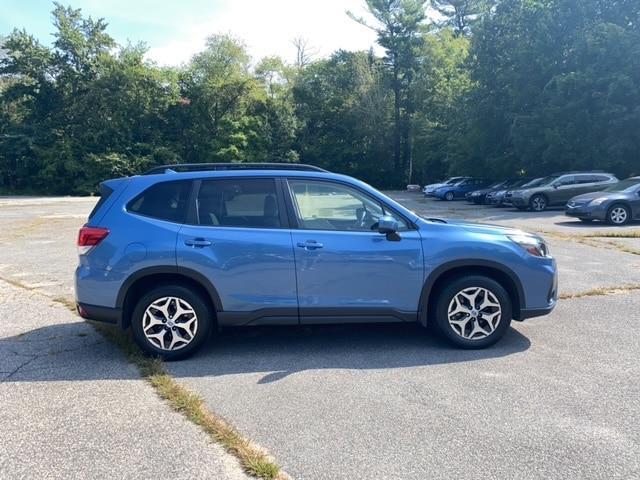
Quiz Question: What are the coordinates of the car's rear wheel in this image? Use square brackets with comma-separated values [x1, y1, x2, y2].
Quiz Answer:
[529, 194, 548, 212]
[131, 284, 213, 360]
[433, 275, 512, 349]
[607, 204, 630, 226]
[444, 191, 455, 201]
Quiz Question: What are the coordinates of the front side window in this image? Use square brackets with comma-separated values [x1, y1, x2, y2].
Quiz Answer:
[288, 180, 407, 232]
[556, 175, 577, 186]
[197, 178, 281, 228]
[128, 180, 191, 223]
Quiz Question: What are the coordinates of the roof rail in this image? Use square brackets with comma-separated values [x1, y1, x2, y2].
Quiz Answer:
[143, 162, 328, 175]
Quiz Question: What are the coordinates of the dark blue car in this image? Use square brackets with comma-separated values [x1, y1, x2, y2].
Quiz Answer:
[433, 178, 492, 201]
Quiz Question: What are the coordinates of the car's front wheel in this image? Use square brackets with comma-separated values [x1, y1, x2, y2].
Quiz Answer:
[607, 204, 630, 226]
[131, 284, 213, 360]
[433, 275, 512, 349]
[444, 191, 455, 201]
[529, 194, 548, 212]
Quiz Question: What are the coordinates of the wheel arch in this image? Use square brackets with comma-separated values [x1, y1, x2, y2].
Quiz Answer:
[117, 266, 222, 329]
[418, 260, 525, 326]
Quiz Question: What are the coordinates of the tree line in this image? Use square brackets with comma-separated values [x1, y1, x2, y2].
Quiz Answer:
[1, 1, 638, 194]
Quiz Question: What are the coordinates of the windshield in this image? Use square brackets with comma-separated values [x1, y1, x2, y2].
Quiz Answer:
[602, 179, 640, 192]
[445, 177, 463, 185]
[489, 181, 506, 189]
[532, 176, 560, 187]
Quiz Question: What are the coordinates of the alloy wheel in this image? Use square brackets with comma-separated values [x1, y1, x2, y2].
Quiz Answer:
[445, 192, 454, 201]
[531, 196, 546, 212]
[610, 206, 628, 225]
[447, 287, 502, 340]
[142, 296, 198, 351]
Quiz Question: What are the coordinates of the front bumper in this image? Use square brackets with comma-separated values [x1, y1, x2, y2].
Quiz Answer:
[511, 197, 528, 207]
[565, 204, 607, 221]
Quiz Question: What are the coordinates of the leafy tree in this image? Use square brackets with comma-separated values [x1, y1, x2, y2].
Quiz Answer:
[430, 1, 495, 36]
[349, 0, 428, 183]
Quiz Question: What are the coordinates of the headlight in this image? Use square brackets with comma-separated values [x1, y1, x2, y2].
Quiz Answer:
[589, 197, 608, 206]
[508, 234, 551, 258]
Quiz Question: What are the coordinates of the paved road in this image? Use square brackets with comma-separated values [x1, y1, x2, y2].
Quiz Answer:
[1, 194, 639, 479]
[0, 198, 247, 479]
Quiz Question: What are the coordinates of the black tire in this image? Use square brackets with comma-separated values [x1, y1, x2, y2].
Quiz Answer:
[606, 203, 631, 226]
[131, 284, 213, 360]
[444, 191, 455, 201]
[432, 275, 512, 349]
[529, 194, 548, 212]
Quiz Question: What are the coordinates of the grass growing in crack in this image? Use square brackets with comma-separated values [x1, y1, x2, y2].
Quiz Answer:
[559, 285, 640, 300]
[583, 231, 640, 239]
[94, 324, 284, 480]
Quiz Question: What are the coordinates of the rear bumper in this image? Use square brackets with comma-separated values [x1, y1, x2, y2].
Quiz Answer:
[77, 302, 122, 326]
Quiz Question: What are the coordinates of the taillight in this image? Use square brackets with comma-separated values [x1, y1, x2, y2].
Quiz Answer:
[77, 226, 109, 255]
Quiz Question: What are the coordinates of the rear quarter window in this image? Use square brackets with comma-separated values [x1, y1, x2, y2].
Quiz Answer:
[88, 185, 114, 220]
[127, 180, 192, 223]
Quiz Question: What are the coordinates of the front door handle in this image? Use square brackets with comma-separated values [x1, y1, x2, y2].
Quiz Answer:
[297, 240, 324, 250]
[185, 238, 212, 248]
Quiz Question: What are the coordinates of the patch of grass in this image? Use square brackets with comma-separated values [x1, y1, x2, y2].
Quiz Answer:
[583, 231, 640, 239]
[559, 285, 640, 300]
[52, 296, 77, 312]
[94, 324, 285, 480]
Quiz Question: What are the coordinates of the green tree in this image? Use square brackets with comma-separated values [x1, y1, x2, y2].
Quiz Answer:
[349, 0, 428, 183]
[430, 1, 495, 36]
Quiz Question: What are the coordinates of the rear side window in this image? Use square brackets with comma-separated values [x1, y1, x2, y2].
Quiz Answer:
[128, 181, 191, 223]
[196, 178, 281, 228]
[88, 184, 113, 220]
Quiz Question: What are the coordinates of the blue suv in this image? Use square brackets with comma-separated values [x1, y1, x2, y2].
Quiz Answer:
[75, 163, 557, 359]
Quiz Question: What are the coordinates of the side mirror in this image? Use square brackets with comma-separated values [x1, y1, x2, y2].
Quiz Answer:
[378, 216, 399, 235]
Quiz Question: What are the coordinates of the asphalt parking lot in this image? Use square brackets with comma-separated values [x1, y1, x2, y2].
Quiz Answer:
[1, 193, 639, 479]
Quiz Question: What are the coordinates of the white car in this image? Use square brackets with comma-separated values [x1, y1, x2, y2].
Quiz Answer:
[423, 177, 469, 196]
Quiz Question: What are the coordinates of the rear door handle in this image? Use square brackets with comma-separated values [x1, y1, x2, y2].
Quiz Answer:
[297, 240, 323, 250]
[185, 238, 212, 248]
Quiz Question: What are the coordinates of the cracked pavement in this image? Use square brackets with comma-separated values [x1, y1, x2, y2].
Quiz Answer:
[0, 197, 248, 479]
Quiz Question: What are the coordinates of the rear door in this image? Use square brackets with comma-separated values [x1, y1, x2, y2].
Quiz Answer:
[285, 178, 424, 323]
[176, 177, 298, 326]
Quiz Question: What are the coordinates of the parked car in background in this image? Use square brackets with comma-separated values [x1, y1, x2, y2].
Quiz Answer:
[486, 178, 534, 206]
[500, 178, 547, 207]
[467, 178, 530, 205]
[434, 178, 492, 201]
[566, 177, 640, 225]
[75, 163, 557, 359]
[510, 172, 618, 211]
[423, 176, 469, 196]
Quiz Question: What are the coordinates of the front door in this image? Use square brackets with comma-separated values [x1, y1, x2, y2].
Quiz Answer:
[286, 179, 424, 323]
[176, 177, 298, 326]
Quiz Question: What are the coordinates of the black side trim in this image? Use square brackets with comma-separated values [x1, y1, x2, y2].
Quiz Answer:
[78, 303, 121, 325]
[299, 307, 416, 323]
[418, 260, 526, 325]
[218, 308, 299, 326]
[115, 266, 223, 312]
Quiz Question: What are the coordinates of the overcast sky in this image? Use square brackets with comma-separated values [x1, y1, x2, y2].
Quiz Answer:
[0, 0, 389, 65]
